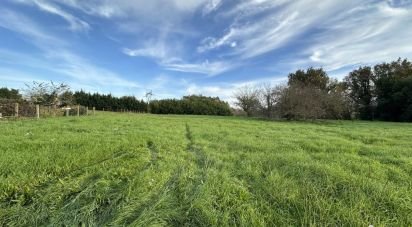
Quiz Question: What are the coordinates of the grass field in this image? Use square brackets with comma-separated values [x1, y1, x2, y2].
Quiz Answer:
[0, 113, 411, 226]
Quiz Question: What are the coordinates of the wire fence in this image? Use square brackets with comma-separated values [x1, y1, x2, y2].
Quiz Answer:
[0, 99, 94, 119]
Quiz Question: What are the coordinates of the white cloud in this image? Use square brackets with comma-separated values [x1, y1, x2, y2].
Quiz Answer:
[196, 0, 412, 74]
[220, 0, 288, 19]
[48, 51, 140, 88]
[200, 1, 367, 59]
[123, 47, 169, 61]
[123, 39, 234, 76]
[0, 8, 139, 91]
[51, 0, 209, 19]
[12, 0, 90, 31]
[197, 28, 237, 53]
[122, 38, 180, 63]
[305, 1, 412, 71]
[164, 60, 235, 76]
[0, 8, 63, 47]
[203, 0, 223, 15]
[3, 0, 412, 98]
[184, 75, 287, 105]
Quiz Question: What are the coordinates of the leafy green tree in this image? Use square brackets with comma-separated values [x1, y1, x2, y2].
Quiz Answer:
[73, 91, 147, 112]
[59, 91, 74, 107]
[374, 58, 412, 121]
[0, 87, 22, 100]
[344, 67, 375, 120]
[149, 95, 231, 116]
[288, 67, 329, 90]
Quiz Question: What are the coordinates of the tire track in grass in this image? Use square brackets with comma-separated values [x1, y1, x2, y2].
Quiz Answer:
[181, 124, 214, 225]
[186, 124, 211, 170]
[146, 140, 158, 167]
[185, 123, 210, 187]
[119, 125, 212, 225]
[120, 167, 183, 226]
[96, 140, 171, 225]
[65, 141, 162, 226]
[1, 144, 161, 226]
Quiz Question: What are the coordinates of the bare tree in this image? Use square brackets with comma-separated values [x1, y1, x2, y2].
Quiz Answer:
[257, 83, 274, 118]
[233, 85, 260, 117]
[276, 83, 349, 120]
[24, 81, 70, 107]
[145, 90, 154, 113]
[277, 84, 326, 120]
[257, 83, 286, 118]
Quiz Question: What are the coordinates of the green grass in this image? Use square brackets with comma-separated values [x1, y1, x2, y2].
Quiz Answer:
[0, 112, 411, 226]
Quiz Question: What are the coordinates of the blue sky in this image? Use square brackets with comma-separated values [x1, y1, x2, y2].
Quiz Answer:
[1, 0, 412, 103]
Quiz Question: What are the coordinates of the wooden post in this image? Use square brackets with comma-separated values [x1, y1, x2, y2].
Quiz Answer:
[93, 107, 95, 115]
[66, 109, 70, 117]
[86, 107, 89, 116]
[36, 105, 40, 119]
[15, 103, 19, 118]
[77, 105, 80, 117]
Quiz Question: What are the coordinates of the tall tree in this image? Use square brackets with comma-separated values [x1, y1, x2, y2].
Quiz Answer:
[344, 67, 375, 120]
[374, 58, 412, 121]
[288, 67, 329, 90]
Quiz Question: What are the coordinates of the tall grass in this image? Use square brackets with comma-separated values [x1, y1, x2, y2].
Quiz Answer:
[0, 112, 411, 226]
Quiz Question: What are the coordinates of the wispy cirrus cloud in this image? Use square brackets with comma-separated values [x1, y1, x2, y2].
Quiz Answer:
[11, 0, 90, 31]
[0, 8, 139, 91]
[164, 60, 235, 76]
[2, 0, 412, 100]
[48, 0, 214, 19]
[199, 1, 365, 59]
[0, 8, 63, 47]
[305, 2, 412, 71]
[196, 0, 412, 74]
[48, 51, 140, 88]
[122, 38, 180, 63]
[202, 0, 223, 15]
[197, 28, 238, 53]
[123, 37, 234, 76]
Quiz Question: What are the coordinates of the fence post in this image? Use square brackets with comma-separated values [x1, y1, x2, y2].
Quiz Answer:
[15, 103, 19, 118]
[77, 105, 80, 117]
[86, 107, 89, 116]
[93, 107, 96, 115]
[36, 105, 40, 119]
[66, 108, 70, 117]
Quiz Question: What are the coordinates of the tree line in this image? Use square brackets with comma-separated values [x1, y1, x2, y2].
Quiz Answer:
[0, 83, 231, 116]
[73, 91, 147, 112]
[1, 58, 411, 120]
[234, 58, 412, 122]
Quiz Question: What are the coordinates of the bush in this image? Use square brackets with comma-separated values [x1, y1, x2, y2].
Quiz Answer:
[149, 95, 232, 116]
